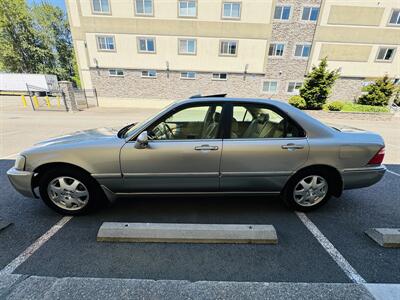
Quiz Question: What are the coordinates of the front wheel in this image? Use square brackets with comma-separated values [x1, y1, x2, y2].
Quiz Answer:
[282, 171, 331, 212]
[39, 167, 104, 215]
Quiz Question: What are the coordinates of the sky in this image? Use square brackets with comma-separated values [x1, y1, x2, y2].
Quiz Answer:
[27, 0, 66, 12]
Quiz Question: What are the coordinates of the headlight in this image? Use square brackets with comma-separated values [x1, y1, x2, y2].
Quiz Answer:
[14, 155, 26, 171]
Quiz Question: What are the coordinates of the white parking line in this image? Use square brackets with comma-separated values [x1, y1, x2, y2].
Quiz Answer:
[0, 216, 72, 276]
[386, 169, 400, 177]
[296, 212, 366, 284]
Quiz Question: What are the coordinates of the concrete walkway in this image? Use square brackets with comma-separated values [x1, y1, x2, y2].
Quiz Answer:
[3, 274, 399, 300]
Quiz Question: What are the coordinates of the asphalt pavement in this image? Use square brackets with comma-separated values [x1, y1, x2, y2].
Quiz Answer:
[0, 159, 399, 290]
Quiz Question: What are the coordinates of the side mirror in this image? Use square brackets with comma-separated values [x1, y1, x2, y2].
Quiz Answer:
[134, 131, 148, 149]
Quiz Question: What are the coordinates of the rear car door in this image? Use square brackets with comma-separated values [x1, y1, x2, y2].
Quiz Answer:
[119, 102, 224, 193]
[220, 102, 309, 192]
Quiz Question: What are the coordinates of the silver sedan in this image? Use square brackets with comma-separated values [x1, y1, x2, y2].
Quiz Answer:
[7, 96, 386, 215]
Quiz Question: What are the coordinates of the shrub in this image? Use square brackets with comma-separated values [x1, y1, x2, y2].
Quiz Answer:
[299, 57, 340, 110]
[341, 103, 389, 113]
[358, 75, 394, 106]
[288, 95, 306, 109]
[326, 101, 344, 111]
[393, 85, 400, 106]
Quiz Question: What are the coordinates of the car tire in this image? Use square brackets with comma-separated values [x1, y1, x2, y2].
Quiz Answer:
[282, 170, 331, 212]
[39, 167, 105, 215]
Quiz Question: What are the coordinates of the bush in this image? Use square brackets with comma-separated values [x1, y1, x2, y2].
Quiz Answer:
[288, 96, 306, 109]
[326, 101, 344, 111]
[299, 57, 340, 110]
[393, 85, 400, 106]
[358, 75, 394, 106]
[341, 103, 389, 113]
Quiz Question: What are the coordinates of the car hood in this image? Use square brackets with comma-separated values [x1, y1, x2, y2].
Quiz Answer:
[34, 127, 119, 147]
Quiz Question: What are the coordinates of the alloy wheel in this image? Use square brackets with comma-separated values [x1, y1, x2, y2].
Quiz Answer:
[293, 175, 328, 207]
[47, 176, 89, 211]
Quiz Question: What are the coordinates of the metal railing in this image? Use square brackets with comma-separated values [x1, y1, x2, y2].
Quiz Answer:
[25, 84, 98, 112]
[26, 84, 68, 111]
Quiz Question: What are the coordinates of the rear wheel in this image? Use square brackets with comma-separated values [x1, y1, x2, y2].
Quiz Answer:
[39, 167, 104, 215]
[283, 171, 331, 211]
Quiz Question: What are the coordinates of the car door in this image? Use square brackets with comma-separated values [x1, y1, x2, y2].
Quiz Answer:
[220, 102, 309, 192]
[119, 103, 224, 193]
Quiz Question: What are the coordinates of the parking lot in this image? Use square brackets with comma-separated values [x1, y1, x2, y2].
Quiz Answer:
[0, 97, 399, 298]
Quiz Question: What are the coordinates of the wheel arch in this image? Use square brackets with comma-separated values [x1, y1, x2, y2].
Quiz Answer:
[286, 164, 343, 197]
[32, 162, 97, 192]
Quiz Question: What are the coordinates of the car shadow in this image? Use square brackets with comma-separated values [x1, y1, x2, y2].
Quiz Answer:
[97, 194, 287, 225]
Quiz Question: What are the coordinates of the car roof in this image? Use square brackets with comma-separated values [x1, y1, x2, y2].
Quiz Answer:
[177, 97, 290, 107]
[179, 96, 280, 103]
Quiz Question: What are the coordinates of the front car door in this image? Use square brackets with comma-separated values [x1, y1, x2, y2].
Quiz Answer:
[119, 102, 224, 193]
[220, 102, 309, 192]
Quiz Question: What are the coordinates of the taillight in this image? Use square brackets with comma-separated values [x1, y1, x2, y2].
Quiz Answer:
[368, 147, 385, 165]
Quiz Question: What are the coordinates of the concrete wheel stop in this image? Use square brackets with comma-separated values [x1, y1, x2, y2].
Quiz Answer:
[97, 222, 278, 244]
[365, 228, 400, 248]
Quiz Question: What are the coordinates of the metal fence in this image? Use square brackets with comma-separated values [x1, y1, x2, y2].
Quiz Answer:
[26, 84, 68, 111]
[25, 84, 98, 112]
[73, 88, 99, 109]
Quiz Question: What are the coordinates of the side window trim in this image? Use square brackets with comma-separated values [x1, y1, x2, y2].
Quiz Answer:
[225, 102, 307, 139]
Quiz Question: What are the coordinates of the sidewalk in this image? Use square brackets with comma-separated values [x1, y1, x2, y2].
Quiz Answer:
[1, 274, 399, 300]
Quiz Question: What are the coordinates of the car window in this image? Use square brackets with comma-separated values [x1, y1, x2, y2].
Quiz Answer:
[148, 104, 222, 140]
[230, 104, 305, 139]
[232, 106, 252, 122]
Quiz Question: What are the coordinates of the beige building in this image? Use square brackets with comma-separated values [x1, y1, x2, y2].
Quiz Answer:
[66, 0, 400, 108]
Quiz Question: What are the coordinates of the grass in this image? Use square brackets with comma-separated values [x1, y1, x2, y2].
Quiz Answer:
[322, 102, 390, 113]
[340, 103, 390, 113]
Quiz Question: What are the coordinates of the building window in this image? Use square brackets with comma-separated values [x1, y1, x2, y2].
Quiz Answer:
[179, 39, 196, 55]
[287, 82, 302, 94]
[302, 7, 319, 21]
[274, 5, 291, 20]
[97, 36, 115, 51]
[219, 40, 238, 56]
[268, 43, 285, 56]
[294, 44, 311, 58]
[180, 72, 196, 79]
[212, 73, 228, 80]
[135, 0, 153, 15]
[262, 81, 278, 93]
[222, 2, 241, 19]
[141, 70, 157, 78]
[389, 9, 400, 25]
[138, 37, 155, 53]
[376, 47, 396, 62]
[92, 0, 110, 13]
[179, 0, 196, 17]
[109, 69, 124, 77]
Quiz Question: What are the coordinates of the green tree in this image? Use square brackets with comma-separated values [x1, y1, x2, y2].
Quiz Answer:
[0, 0, 49, 73]
[0, 0, 79, 85]
[393, 85, 400, 106]
[71, 52, 81, 88]
[32, 1, 74, 81]
[299, 57, 340, 110]
[358, 75, 395, 107]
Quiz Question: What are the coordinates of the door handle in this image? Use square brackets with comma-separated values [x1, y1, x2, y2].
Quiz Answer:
[281, 143, 304, 150]
[195, 145, 219, 151]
